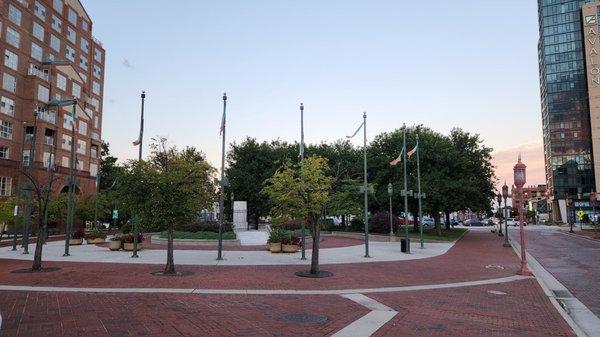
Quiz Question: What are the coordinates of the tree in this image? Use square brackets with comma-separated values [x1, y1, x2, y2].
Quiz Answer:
[263, 156, 334, 275]
[119, 138, 215, 275]
[328, 179, 362, 226]
[0, 197, 19, 242]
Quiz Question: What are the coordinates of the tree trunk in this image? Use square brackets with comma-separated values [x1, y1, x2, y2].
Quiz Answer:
[341, 214, 346, 227]
[309, 219, 320, 274]
[433, 212, 442, 236]
[164, 223, 176, 274]
[254, 213, 260, 230]
[445, 211, 451, 230]
[32, 218, 46, 271]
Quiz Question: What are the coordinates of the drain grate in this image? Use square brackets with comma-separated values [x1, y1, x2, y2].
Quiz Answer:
[552, 290, 574, 298]
[487, 290, 507, 296]
[281, 313, 328, 324]
[485, 264, 505, 270]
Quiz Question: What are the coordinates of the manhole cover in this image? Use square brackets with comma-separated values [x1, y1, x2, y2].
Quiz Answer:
[487, 290, 507, 296]
[485, 264, 505, 270]
[552, 290, 573, 298]
[281, 313, 328, 324]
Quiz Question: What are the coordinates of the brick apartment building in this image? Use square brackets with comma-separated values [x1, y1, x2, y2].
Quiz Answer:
[0, 0, 104, 199]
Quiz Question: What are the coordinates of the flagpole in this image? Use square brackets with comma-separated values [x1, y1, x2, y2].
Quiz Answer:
[299, 103, 306, 260]
[403, 124, 410, 254]
[217, 93, 227, 261]
[132, 91, 145, 259]
[363, 112, 370, 258]
[416, 134, 424, 249]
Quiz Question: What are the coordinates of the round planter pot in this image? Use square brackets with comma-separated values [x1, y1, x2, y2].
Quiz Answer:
[69, 238, 83, 246]
[86, 238, 106, 244]
[108, 240, 121, 251]
[265, 244, 270, 251]
[282, 244, 299, 253]
[123, 243, 143, 251]
[269, 242, 282, 253]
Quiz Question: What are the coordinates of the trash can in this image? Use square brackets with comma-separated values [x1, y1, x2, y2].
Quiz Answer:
[401, 237, 410, 253]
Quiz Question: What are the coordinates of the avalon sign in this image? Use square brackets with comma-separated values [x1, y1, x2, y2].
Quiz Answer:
[585, 15, 600, 87]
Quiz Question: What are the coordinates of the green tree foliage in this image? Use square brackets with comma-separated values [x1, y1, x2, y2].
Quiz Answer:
[0, 197, 19, 241]
[328, 179, 362, 225]
[118, 138, 215, 275]
[262, 156, 334, 275]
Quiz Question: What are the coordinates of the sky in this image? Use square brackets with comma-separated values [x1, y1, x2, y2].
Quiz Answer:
[84, 0, 544, 189]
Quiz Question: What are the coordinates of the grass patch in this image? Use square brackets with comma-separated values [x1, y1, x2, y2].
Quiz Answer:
[160, 231, 236, 240]
[583, 228, 600, 232]
[403, 227, 467, 242]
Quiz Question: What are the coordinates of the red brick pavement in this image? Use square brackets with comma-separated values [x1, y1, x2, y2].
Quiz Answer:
[371, 279, 575, 337]
[0, 235, 66, 248]
[0, 231, 519, 290]
[0, 292, 367, 337]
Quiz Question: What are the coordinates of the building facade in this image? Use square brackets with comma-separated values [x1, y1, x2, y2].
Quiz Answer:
[0, 0, 104, 199]
[538, 0, 600, 221]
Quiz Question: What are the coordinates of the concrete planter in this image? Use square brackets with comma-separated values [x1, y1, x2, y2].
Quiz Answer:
[108, 240, 121, 251]
[282, 244, 299, 253]
[150, 235, 241, 247]
[69, 238, 83, 245]
[123, 243, 143, 251]
[269, 242, 282, 253]
[86, 238, 106, 244]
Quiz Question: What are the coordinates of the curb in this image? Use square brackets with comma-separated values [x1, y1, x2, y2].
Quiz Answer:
[559, 231, 600, 243]
[508, 232, 600, 337]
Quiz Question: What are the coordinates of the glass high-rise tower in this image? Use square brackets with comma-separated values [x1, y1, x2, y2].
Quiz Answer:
[538, 0, 598, 221]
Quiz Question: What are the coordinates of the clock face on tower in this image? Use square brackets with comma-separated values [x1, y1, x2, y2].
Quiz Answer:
[515, 171, 525, 185]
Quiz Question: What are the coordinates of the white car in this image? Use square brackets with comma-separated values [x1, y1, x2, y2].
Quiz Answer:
[506, 218, 518, 226]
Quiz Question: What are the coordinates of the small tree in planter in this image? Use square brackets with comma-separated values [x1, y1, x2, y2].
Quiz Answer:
[108, 234, 122, 251]
[122, 232, 145, 251]
[70, 228, 85, 245]
[263, 156, 334, 277]
[85, 229, 107, 244]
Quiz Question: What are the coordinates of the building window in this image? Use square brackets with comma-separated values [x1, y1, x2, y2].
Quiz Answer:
[94, 49, 102, 62]
[57, 73, 67, 91]
[76, 159, 83, 171]
[79, 72, 87, 83]
[81, 20, 89, 31]
[67, 8, 77, 25]
[67, 27, 76, 44]
[22, 150, 30, 166]
[61, 156, 69, 168]
[93, 65, 102, 79]
[94, 116, 99, 129]
[2, 73, 16, 93]
[77, 139, 86, 154]
[4, 50, 18, 71]
[33, 22, 45, 41]
[65, 45, 75, 62]
[78, 120, 87, 135]
[31, 43, 43, 62]
[50, 35, 61, 52]
[52, 15, 62, 32]
[80, 39, 89, 54]
[0, 177, 12, 196]
[72, 82, 81, 98]
[42, 152, 54, 168]
[1, 97, 15, 116]
[53, 0, 63, 14]
[560, 132, 565, 139]
[574, 132, 579, 138]
[61, 134, 72, 150]
[92, 81, 100, 95]
[90, 98, 99, 110]
[0, 146, 9, 159]
[37, 85, 50, 102]
[8, 5, 22, 26]
[35, 1, 47, 20]
[79, 55, 88, 70]
[6, 27, 20, 48]
[62, 114, 73, 129]
[0, 120, 13, 139]
[90, 163, 98, 176]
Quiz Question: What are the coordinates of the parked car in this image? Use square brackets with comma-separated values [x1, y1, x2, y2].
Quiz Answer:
[421, 217, 435, 227]
[464, 219, 485, 226]
[506, 218, 518, 226]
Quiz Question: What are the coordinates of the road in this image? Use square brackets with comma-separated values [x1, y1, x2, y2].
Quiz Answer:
[509, 226, 600, 318]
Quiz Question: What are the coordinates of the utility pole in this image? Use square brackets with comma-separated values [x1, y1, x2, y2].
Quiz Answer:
[64, 100, 77, 256]
[299, 103, 306, 260]
[12, 123, 27, 251]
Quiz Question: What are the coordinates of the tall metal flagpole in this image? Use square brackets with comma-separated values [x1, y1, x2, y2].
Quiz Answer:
[132, 91, 145, 258]
[403, 124, 410, 254]
[363, 112, 370, 258]
[217, 93, 227, 260]
[299, 103, 306, 260]
[416, 134, 424, 249]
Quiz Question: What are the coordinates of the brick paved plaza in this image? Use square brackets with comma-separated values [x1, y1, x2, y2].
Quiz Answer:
[0, 230, 578, 337]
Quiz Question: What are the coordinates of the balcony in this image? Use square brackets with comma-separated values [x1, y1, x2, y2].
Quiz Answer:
[28, 64, 49, 82]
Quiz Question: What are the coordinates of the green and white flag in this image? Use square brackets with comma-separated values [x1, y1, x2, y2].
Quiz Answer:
[346, 121, 364, 138]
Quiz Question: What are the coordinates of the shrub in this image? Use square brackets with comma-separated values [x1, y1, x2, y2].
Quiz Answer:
[281, 219, 302, 231]
[160, 231, 236, 240]
[321, 218, 335, 232]
[122, 232, 145, 243]
[268, 227, 288, 243]
[71, 228, 85, 239]
[109, 234, 122, 242]
[368, 212, 399, 234]
[175, 221, 233, 233]
[350, 217, 364, 232]
[86, 229, 107, 240]
[282, 233, 301, 246]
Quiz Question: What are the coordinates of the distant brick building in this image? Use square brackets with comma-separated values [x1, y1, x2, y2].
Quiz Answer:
[0, 0, 105, 198]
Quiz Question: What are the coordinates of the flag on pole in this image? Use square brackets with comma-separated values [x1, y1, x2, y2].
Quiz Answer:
[346, 121, 364, 138]
[219, 110, 226, 135]
[132, 135, 141, 146]
[389, 146, 405, 166]
[407, 144, 418, 158]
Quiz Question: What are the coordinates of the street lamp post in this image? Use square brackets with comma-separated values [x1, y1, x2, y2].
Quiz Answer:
[299, 103, 306, 260]
[502, 182, 510, 247]
[497, 193, 503, 236]
[387, 182, 393, 237]
[12, 122, 28, 251]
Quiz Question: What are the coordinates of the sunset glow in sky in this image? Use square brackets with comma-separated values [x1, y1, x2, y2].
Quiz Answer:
[84, 1, 545, 190]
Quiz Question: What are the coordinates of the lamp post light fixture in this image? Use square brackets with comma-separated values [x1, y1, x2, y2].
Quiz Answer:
[12, 122, 28, 251]
[497, 193, 503, 236]
[502, 182, 510, 247]
[513, 155, 532, 276]
[22, 109, 40, 254]
[388, 182, 393, 237]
